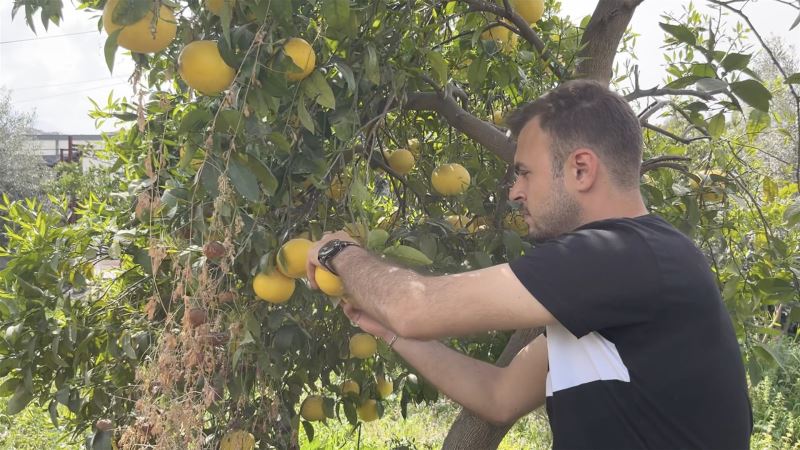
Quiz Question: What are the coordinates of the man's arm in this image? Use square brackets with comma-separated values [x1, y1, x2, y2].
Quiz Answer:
[329, 244, 555, 340]
[344, 302, 549, 426]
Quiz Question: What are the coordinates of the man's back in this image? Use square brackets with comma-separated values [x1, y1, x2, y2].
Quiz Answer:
[510, 214, 752, 449]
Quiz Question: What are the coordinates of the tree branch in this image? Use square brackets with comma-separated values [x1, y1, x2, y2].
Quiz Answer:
[642, 122, 712, 145]
[707, 0, 800, 186]
[405, 91, 516, 163]
[460, 0, 568, 80]
[625, 87, 725, 101]
[640, 155, 692, 175]
[576, 0, 643, 84]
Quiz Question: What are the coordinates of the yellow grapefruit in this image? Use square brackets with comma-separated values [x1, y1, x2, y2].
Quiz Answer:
[276, 238, 313, 278]
[387, 149, 415, 175]
[252, 271, 295, 304]
[315, 267, 345, 297]
[341, 380, 360, 396]
[511, 0, 545, 24]
[432, 163, 471, 196]
[103, 0, 176, 54]
[220, 429, 255, 450]
[283, 38, 316, 81]
[349, 333, 377, 359]
[206, 0, 236, 16]
[178, 40, 236, 95]
[300, 395, 326, 422]
[357, 399, 379, 422]
[376, 376, 393, 399]
[481, 23, 511, 43]
[407, 138, 421, 157]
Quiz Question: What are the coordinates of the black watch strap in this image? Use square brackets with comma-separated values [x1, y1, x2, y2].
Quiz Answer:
[318, 239, 360, 275]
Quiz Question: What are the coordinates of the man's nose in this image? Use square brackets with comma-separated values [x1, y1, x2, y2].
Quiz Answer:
[508, 179, 524, 202]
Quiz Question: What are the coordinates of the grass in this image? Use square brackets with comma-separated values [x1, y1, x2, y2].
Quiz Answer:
[5, 339, 800, 449]
[299, 399, 551, 449]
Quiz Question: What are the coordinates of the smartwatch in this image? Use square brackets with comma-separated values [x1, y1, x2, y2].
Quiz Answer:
[317, 239, 360, 275]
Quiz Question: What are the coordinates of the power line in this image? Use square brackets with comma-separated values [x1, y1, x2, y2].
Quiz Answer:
[10, 76, 129, 91]
[0, 30, 97, 45]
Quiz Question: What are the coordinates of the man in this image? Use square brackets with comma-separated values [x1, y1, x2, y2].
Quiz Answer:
[305, 80, 752, 449]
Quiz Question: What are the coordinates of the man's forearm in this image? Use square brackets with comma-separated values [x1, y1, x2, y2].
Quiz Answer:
[385, 335, 511, 425]
[332, 246, 422, 331]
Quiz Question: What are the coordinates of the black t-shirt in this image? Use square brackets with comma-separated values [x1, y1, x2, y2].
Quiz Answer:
[509, 214, 752, 450]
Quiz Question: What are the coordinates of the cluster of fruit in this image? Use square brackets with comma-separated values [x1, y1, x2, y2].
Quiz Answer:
[102, 0, 316, 95]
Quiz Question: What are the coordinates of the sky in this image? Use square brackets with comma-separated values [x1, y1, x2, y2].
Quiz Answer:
[0, 1, 798, 135]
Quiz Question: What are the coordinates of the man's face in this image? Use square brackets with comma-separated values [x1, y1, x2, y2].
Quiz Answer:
[508, 118, 583, 242]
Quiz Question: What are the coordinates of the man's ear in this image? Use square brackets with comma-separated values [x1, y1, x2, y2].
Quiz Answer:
[570, 148, 599, 192]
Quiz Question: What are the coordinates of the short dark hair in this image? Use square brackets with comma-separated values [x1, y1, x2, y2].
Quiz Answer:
[506, 80, 643, 189]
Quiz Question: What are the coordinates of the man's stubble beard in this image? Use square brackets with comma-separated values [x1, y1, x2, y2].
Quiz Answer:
[527, 176, 583, 243]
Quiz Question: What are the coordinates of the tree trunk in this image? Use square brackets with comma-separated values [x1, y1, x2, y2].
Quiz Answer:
[442, 1, 642, 448]
[442, 328, 543, 449]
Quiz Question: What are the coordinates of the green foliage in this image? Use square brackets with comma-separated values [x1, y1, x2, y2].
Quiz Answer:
[45, 162, 117, 203]
[3, 0, 800, 448]
[0, 90, 52, 202]
[750, 338, 800, 449]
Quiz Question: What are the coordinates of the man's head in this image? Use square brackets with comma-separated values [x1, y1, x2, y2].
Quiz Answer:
[506, 80, 644, 241]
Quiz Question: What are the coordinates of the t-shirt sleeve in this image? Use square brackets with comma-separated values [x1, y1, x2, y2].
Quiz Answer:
[509, 224, 661, 338]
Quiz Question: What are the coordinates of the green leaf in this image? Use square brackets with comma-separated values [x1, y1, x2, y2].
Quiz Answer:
[707, 113, 725, 140]
[696, 78, 727, 92]
[6, 384, 32, 415]
[720, 53, 752, 72]
[502, 230, 523, 259]
[214, 109, 245, 135]
[229, 154, 261, 202]
[302, 420, 315, 442]
[122, 333, 137, 359]
[335, 60, 356, 93]
[178, 108, 213, 134]
[752, 343, 783, 370]
[221, 0, 232, 45]
[111, 0, 149, 26]
[691, 63, 716, 78]
[786, 73, 800, 85]
[0, 378, 20, 397]
[659, 22, 696, 46]
[730, 79, 771, 112]
[104, 29, 121, 73]
[321, 0, 350, 32]
[784, 199, 800, 227]
[747, 109, 771, 135]
[245, 154, 279, 195]
[268, 132, 292, 153]
[383, 245, 433, 266]
[48, 400, 58, 428]
[365, 44, 380, 85]
[427, 50, 448, 86]
[297, 99, 315, 133]
[343, 399, 358, 425]
[367, 229, 390, 252]
[305, 71, 336, 109]
[467, 56, 488, 88]
[665, 75, 701, 89]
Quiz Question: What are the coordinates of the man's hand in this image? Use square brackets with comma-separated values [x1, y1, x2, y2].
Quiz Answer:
[305, 231, 357, 289]
[341, 301, 395, 343]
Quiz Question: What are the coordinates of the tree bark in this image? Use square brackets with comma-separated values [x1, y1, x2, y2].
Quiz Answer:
[575, 0, 645, 84]
[442, 328, 544, 450]
[440, 1, 642, 448]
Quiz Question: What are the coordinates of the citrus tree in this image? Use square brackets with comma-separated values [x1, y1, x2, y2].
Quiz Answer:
[3, 0, 800, 448]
